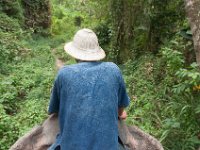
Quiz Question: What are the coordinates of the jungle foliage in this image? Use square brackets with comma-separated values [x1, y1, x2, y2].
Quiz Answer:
[0, 0, 199, 150]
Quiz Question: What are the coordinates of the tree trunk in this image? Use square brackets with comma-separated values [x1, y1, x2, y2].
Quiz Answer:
[110, 0, 143, 63]
[185, 0, 200, 68]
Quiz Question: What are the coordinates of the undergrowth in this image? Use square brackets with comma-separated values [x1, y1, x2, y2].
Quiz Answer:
[124, 36, 200, 150]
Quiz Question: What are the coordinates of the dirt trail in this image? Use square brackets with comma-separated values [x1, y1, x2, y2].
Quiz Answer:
[52, 48, 65, 70]
[55, 58, 65, 70]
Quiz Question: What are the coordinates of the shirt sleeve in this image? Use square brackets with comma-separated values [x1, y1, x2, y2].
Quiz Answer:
[118, 73, 130, 108]
[48, 75, 60, 114]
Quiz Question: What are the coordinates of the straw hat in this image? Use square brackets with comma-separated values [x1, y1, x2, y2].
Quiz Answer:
[64, 28, 106, 61]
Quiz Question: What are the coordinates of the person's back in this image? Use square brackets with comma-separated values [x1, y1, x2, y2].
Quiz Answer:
[48, 62, 129, 150]
[48, 29, 130, 150]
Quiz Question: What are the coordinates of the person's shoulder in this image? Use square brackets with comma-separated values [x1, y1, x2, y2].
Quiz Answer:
[102, 62, 123, 78]
[57, 64, 78, 76]
[103, 62, 121, 71]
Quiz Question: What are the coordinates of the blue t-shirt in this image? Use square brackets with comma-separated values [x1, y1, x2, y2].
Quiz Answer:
[48, 62, 130, 150]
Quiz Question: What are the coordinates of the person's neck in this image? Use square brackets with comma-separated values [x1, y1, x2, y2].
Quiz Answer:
[76, 59, 98, 63]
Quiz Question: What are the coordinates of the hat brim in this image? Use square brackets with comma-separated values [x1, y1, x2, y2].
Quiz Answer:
[64, 42, 106, 61]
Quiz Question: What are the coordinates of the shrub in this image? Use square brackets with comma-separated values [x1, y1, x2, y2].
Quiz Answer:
[124, 36, 200, 150]
[0, 0, 23, 21]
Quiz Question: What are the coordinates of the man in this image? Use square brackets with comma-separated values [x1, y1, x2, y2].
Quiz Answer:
[48, 28, 130, 150]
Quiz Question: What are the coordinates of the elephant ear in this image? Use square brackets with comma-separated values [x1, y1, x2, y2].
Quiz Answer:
[11, 115, 164, 150]
[118, 120, 164, 150]
[9, 114, 59, 150]
[9, 125, 43, 150]
[118, 120, 137, 150]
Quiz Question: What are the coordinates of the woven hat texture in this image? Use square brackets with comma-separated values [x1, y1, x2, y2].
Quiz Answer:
[64, 28, 106, 61]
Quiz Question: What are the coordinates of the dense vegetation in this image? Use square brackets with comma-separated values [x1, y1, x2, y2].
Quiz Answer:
[0, 0, 199, 150]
